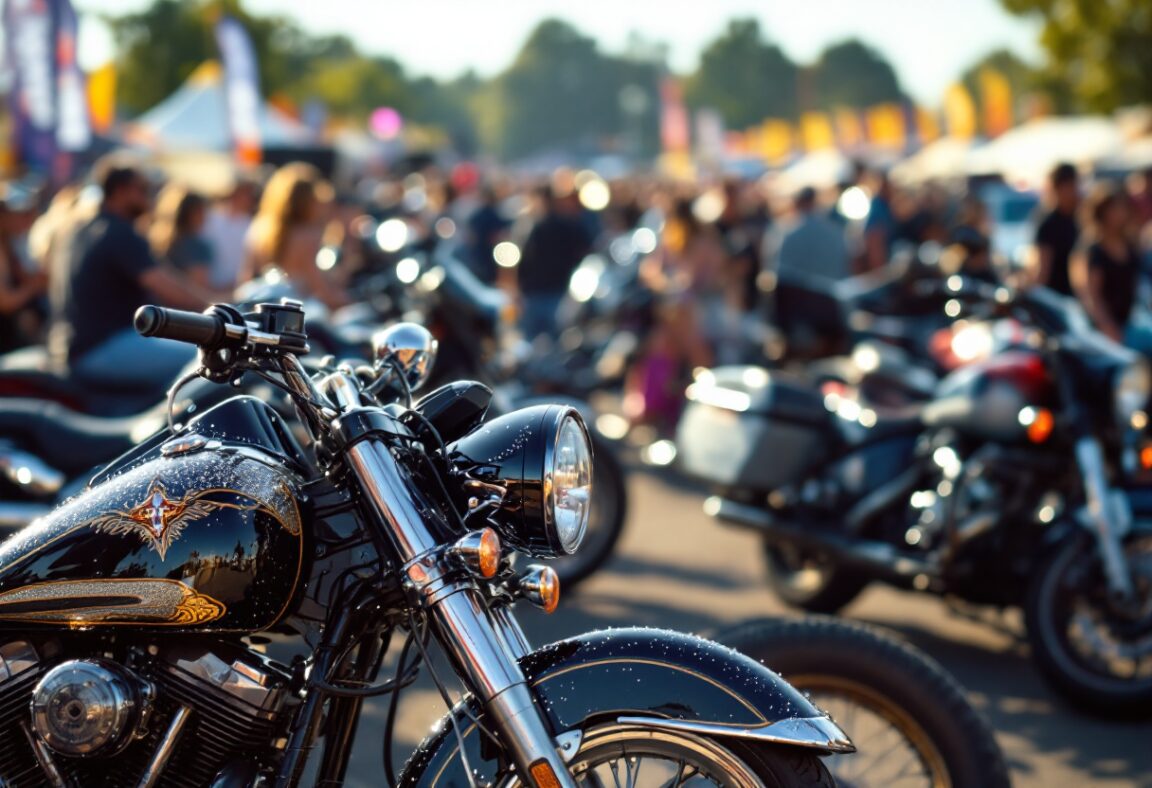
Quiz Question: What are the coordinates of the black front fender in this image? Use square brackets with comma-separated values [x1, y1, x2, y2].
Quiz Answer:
[399, 627, 849, 786]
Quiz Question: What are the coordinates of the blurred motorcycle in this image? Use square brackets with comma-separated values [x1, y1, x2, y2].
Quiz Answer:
[679, 285, 1152, 715]
[718, 616, 1010, 788]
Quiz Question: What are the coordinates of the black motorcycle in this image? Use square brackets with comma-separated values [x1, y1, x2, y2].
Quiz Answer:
[324, 233, 632, 590]
[679, 285, 1152, 715]
[0, 299, 849, 787]
[718, 616, 1010, 788]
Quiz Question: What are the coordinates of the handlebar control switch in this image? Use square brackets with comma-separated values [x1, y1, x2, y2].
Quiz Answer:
[253, 300, 308, 354]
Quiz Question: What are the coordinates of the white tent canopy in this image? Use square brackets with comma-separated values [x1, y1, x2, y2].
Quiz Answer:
[125, 61, 315, 152]
[965, 117, 1123, 187]
[891, 137, 977, 184]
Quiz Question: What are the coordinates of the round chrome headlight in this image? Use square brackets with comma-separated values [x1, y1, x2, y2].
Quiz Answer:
[447, 404, 594, 558]
[547, 414, 593, 554]
[1115, 358, 1151, 427]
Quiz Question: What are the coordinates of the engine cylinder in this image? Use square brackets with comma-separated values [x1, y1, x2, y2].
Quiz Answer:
[30, 659, 151, 758]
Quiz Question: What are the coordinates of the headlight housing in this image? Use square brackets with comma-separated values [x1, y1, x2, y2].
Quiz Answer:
[1114, 358, 1151, 427]
[447, 404, 593, 557]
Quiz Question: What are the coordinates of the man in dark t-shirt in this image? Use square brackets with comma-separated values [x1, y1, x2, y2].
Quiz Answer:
[49, 164, 213, 387]
[1034, 163, 1080, 296]
[515, 185, 592, 339]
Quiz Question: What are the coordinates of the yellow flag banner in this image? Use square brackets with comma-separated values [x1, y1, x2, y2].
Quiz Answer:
[759, 119, 793, 164]
[866, 103, 905, 149]
[917, 108, 941, 144]
[724, 131, 748, 157]
[87, 62, 117, 134]
[833, 108, 864, 149]
[944, 83, 977, 140]
[979, 68, 1014, 137]
[799, 112, 835, 152]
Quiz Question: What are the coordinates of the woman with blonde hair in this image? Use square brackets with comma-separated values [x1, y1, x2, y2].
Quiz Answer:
[243, 162, 348, 309]
[148, 183, 215, 290]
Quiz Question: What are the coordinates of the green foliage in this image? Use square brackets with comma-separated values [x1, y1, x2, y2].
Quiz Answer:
[109, 0, 216, 113]
[482, 19, 660, 159]
[999, 0, 1152, 112]
[811, 39, 904, 110]
[684, 19, 798, 126]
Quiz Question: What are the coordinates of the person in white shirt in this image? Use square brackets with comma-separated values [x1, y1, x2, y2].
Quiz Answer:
[202, 177, 256, 291]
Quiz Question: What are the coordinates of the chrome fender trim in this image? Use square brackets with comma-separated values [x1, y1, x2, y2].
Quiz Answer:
[615, 714, 856, 754]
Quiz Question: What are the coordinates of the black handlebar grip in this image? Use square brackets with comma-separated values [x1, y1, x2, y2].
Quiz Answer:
[134, 305, 227, 347]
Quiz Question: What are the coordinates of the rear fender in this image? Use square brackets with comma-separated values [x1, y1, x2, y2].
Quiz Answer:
[398, 627, 851, 786]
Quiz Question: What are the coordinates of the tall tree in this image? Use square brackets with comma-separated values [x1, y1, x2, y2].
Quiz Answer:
[999, 0, 1152, 112]
[810, 39, 903, 111]
[109, 0, 298, 114]
[685, 19, 798, 126]
[482, 19, 659, 159]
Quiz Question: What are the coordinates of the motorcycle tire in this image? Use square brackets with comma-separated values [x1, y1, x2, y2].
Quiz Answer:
[717, 616, 1011, 788]
[762, 541, 869, 614]
[548, 437, 628, 591]
[1024, 528, 1152, 717]
[560, 723, 834, 788]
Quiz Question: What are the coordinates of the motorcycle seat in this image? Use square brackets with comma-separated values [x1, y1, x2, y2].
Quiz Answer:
[835, 403, 923, 443]
[0, 399, 141, 476]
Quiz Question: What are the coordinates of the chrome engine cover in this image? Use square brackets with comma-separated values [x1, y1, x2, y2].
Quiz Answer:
[31, 659, 152, 758]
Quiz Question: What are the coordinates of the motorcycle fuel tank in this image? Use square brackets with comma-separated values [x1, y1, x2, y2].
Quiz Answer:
[925, 350, 1055, 443]
[0, 442, 305, 633]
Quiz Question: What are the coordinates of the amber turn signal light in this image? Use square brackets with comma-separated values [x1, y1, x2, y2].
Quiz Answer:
[1018, 407, 1054, 444]
[519, 565, 561, 613]
[528, 759, 562, 788]
[450, 528, 502, 579]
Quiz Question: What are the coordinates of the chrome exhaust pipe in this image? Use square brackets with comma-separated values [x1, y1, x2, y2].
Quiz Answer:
[706, 496, 939, 582]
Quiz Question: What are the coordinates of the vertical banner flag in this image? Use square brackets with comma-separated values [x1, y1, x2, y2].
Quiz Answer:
[944, 83, 977, 140]
[866, 104, 906, 150]
[799, 112, 835, 152]
[979, 68, 1013, 138]
[658, 76, 692, 178]
[215, 15, 262, 165]
[917, 108, 941, 145]
[759, 120, 793, 165]
[3, 0, 59, 172]
[659, 76, 690, 154]
[694, 108, 725, 165]
[833, 108, 865, 151]
[54, 0, 90, 159]
[87, 61, 116, 133]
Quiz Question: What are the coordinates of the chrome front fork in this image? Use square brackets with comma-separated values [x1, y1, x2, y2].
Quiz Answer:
[345, 438, 576, 787]
[1075, 437, 1136, 602]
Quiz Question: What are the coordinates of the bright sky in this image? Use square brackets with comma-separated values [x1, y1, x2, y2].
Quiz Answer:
[76, 0, 1043, 106]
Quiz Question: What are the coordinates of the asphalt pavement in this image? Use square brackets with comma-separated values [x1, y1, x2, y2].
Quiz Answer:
[338, 463, 1152, 788]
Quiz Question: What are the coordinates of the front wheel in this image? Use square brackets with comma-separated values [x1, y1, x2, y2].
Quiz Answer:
[508, 723, 833, 787]
[718, 617, 1010, 788]
[763, 541, 869, 614]
[1024, 529, 1152, 716]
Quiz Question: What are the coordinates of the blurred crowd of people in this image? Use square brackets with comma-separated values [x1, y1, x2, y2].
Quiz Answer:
[1, 152, 1152, 427]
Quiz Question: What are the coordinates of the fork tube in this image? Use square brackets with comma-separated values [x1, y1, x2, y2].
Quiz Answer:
[344, 438, 576, 787]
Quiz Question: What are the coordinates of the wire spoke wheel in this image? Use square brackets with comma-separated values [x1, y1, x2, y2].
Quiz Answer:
[503, 724, 832, 788]
[1026, 530, 1152, 713]
[568, 729, 757, 787]
[796, 678, 946, 788]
